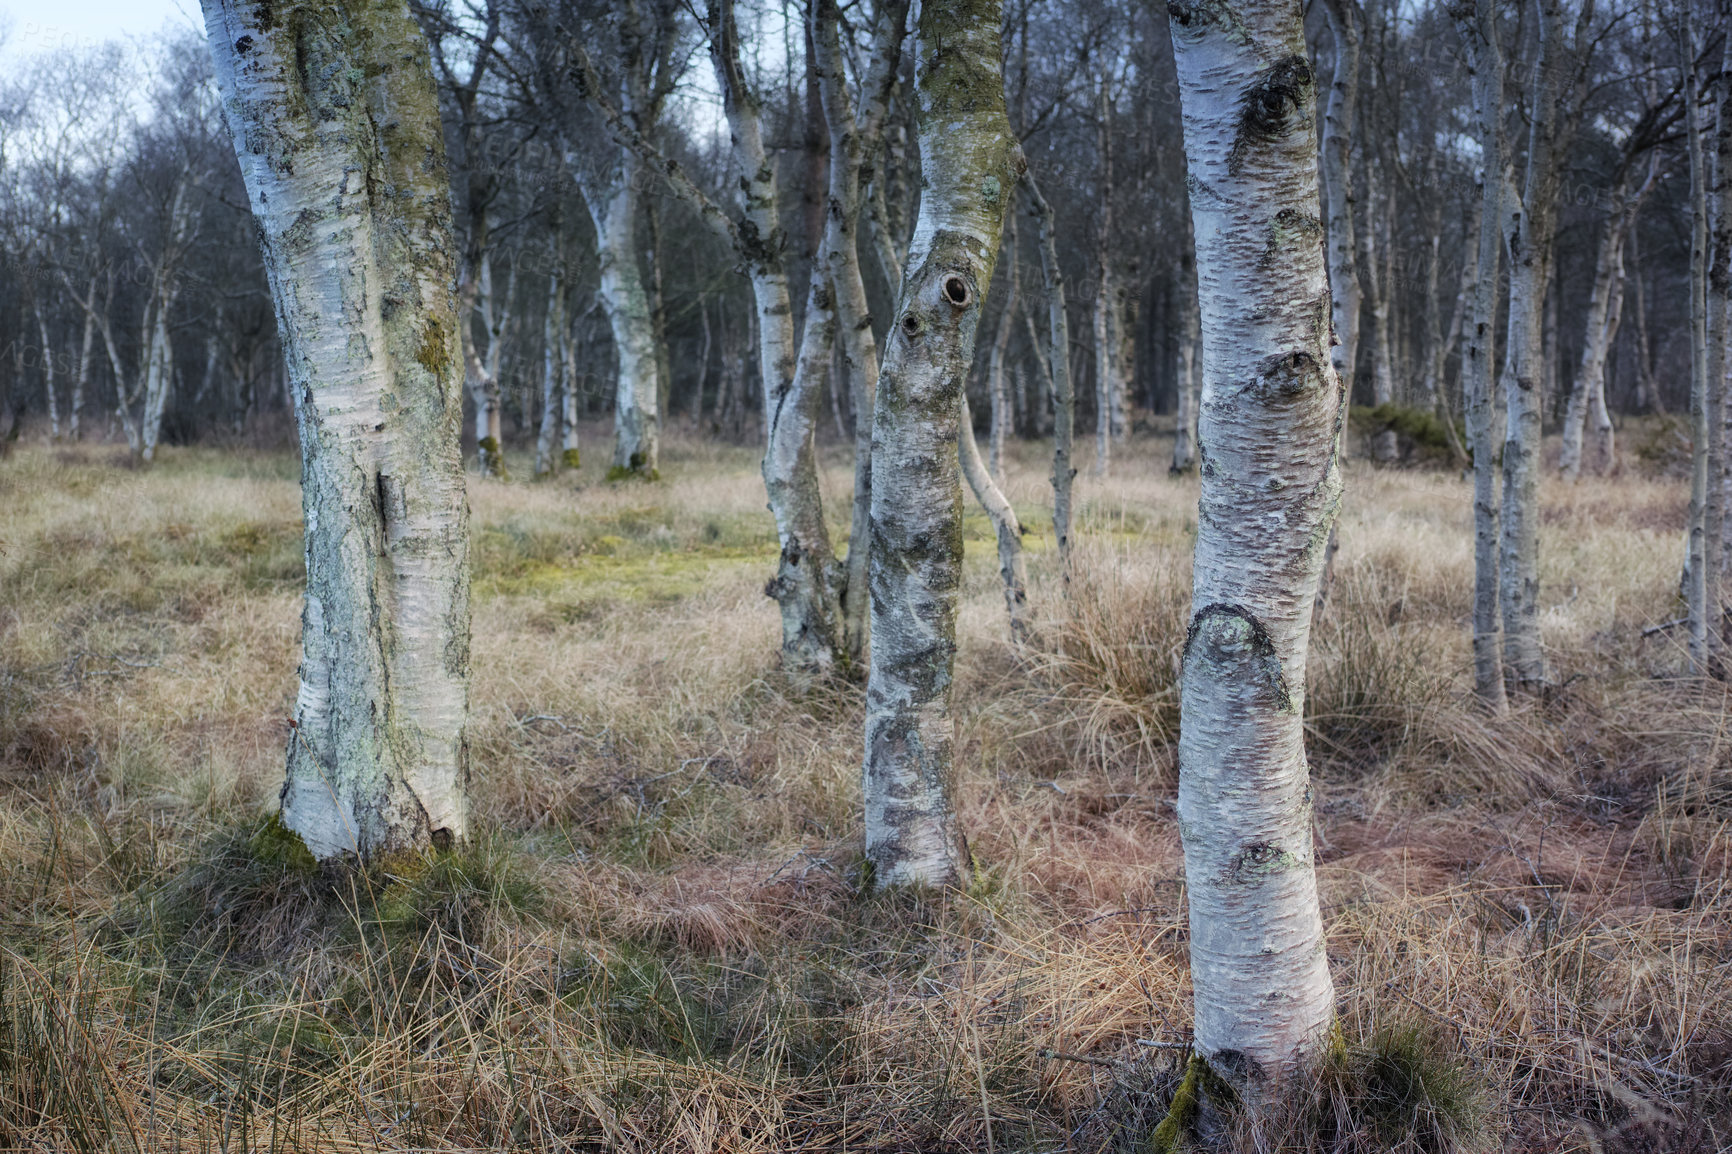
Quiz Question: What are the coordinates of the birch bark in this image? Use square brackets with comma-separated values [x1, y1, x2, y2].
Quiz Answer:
[1455, 0, 1509, 712]
[1686, 30, 1714, 673]
[1167, 0, 1339, 1093]
[592, 166, 661, 478]
[1025, 170, 1075, 572]
[863, 0, 1021, 888]
[536, 229, 567, 478]
[201, 0, 472, 859]
[812, 0, 909, 665]
[1319, 0, 1361, 424]
[959, 396, 1029, 641]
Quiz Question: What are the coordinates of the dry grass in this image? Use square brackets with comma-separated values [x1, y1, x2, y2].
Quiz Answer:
[0, 427, 1727, 1152]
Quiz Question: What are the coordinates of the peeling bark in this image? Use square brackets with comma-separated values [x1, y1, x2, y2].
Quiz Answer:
[864, 0, 1021, 889]
[1167, 0, 1339, 1094]
[202, 0, 472, 859]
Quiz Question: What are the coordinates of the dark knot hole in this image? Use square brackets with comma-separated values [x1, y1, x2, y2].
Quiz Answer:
[942, 276, 970, 307]
[901, 314, 921, 337]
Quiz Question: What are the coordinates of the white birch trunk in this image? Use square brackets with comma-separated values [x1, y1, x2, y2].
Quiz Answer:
[590, 164, 660, 479]
[1497, 0, 1577, 691]
[1025, 171, 1075, 569]
[1455, 0, 1508, 711]
[812, 0, 908, 666]
[71, 276, 96, 440]
[1319, 0, 1362, 427]
[1167, 0, 1338, 1094]
[536, 247, 566, 477]
[863, 0, 1020, 888]
[33, 295, 58, 441]
[1093, 268, 1115, 477]
[987, 212, 1020, 482]
[202, 0, 472, 860]
[959, 396, 1029, 641]
[1686, 32, 1714, 672]
[1712, 27, 1732, 581]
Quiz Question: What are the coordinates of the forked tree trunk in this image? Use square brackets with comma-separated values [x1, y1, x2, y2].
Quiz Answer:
[1025, 171, 1075, 572]
[1561, 163, 1651, 481]
[592, 166, 661, 479]
[1455, 0, 1509, 712]
[863, 0, 1021, 888]
[202, 0, 471, 860]
[812, 0, 909, 666]
[1166, 0, 1338, 1096]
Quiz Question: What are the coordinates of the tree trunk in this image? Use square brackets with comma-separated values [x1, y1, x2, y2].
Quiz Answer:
[592, 163, 661, 479]
[1092, 81, 1117, 478]
[1166, 0, 1339, 1095]
[1497, 0, 1580, 692]
[988, 211, 1020, 482]
[864, 0, 1020, 889]
[1362, 178, 1396, 461]
[959, 396, 1029, 641]
[812, 0, 909, 667]
[202, 0, 472, 860]
[1685, 28, 1716, 674]
[1025, 171, 1075, 571]
[71, 275, 96, 441]
[1713, 28, 1732, 581]
[535, 232, 566, 478]
[1319, 0, 1362, 434]
[33, 294, 58, 442]
[1455, 0, 1508, 712]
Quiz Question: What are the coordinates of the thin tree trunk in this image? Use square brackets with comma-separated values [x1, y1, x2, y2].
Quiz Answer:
[71, 274, 96, 441]
[1092, 81, 1116, 478]
[1362, 177, 1397, 460]
[1455, 0, 1508, 711]
[863, 0, 1020, 889]
[1497, 0, 1582, 692]
[1166, 0, 1339, 1096]
[959, 395, 1029, 641]
[1713, 27, 1732, 581]
[988, 211, 1020, 482]
[812, 0, 909, 667]
[1320, 0, 1362, 435]
[535, 234, 566, 477]
[202, 0, 471, 860]
[33, 294, 58, 441]
[1025, 170, 1075, 572]
[1686, 27, 1715, 673]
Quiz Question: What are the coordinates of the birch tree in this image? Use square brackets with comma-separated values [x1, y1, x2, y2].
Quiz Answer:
[1454, 0, 1509, 712]
[1319, 0, 1362, 425]
[1166, 0, 1339, 1096]
[863, 0, 1021, 888]
[1024, 169, 1076, 570]
[201, 0, 473, 859]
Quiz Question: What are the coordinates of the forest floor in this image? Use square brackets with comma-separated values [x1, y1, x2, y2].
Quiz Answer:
[0, 423, 1727, 1152]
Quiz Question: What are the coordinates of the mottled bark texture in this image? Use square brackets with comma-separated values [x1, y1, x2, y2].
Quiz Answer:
[1685, 32, 1716, 674]
[1167, 0, 1340, 1094]
[864, 0, 1022, 888]
[1454, 0, 1509, 712]
[1171, 234, 1201, 474]
[593, 164, 661, 479]
[202, 0, 472, 859]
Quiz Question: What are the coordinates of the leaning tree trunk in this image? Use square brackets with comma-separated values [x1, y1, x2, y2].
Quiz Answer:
[1166, 0, 1339, 1098]
[1455, 0, 1508, 712]
[959, 396, 1029, 641]
[202, 0, 471, 860]
[1025, 170, 1075, 572]
[863, 0, 1021, 889]
[987, 211, 1020, 482]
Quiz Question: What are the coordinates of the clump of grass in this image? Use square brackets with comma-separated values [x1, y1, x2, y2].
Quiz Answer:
[1022, 544, 1191, 782]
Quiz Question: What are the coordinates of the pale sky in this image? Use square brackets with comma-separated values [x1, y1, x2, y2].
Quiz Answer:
[0, 0, 201, 62]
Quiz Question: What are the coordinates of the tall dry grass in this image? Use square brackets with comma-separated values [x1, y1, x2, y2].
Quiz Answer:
[0, 429, 1726, 1151]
